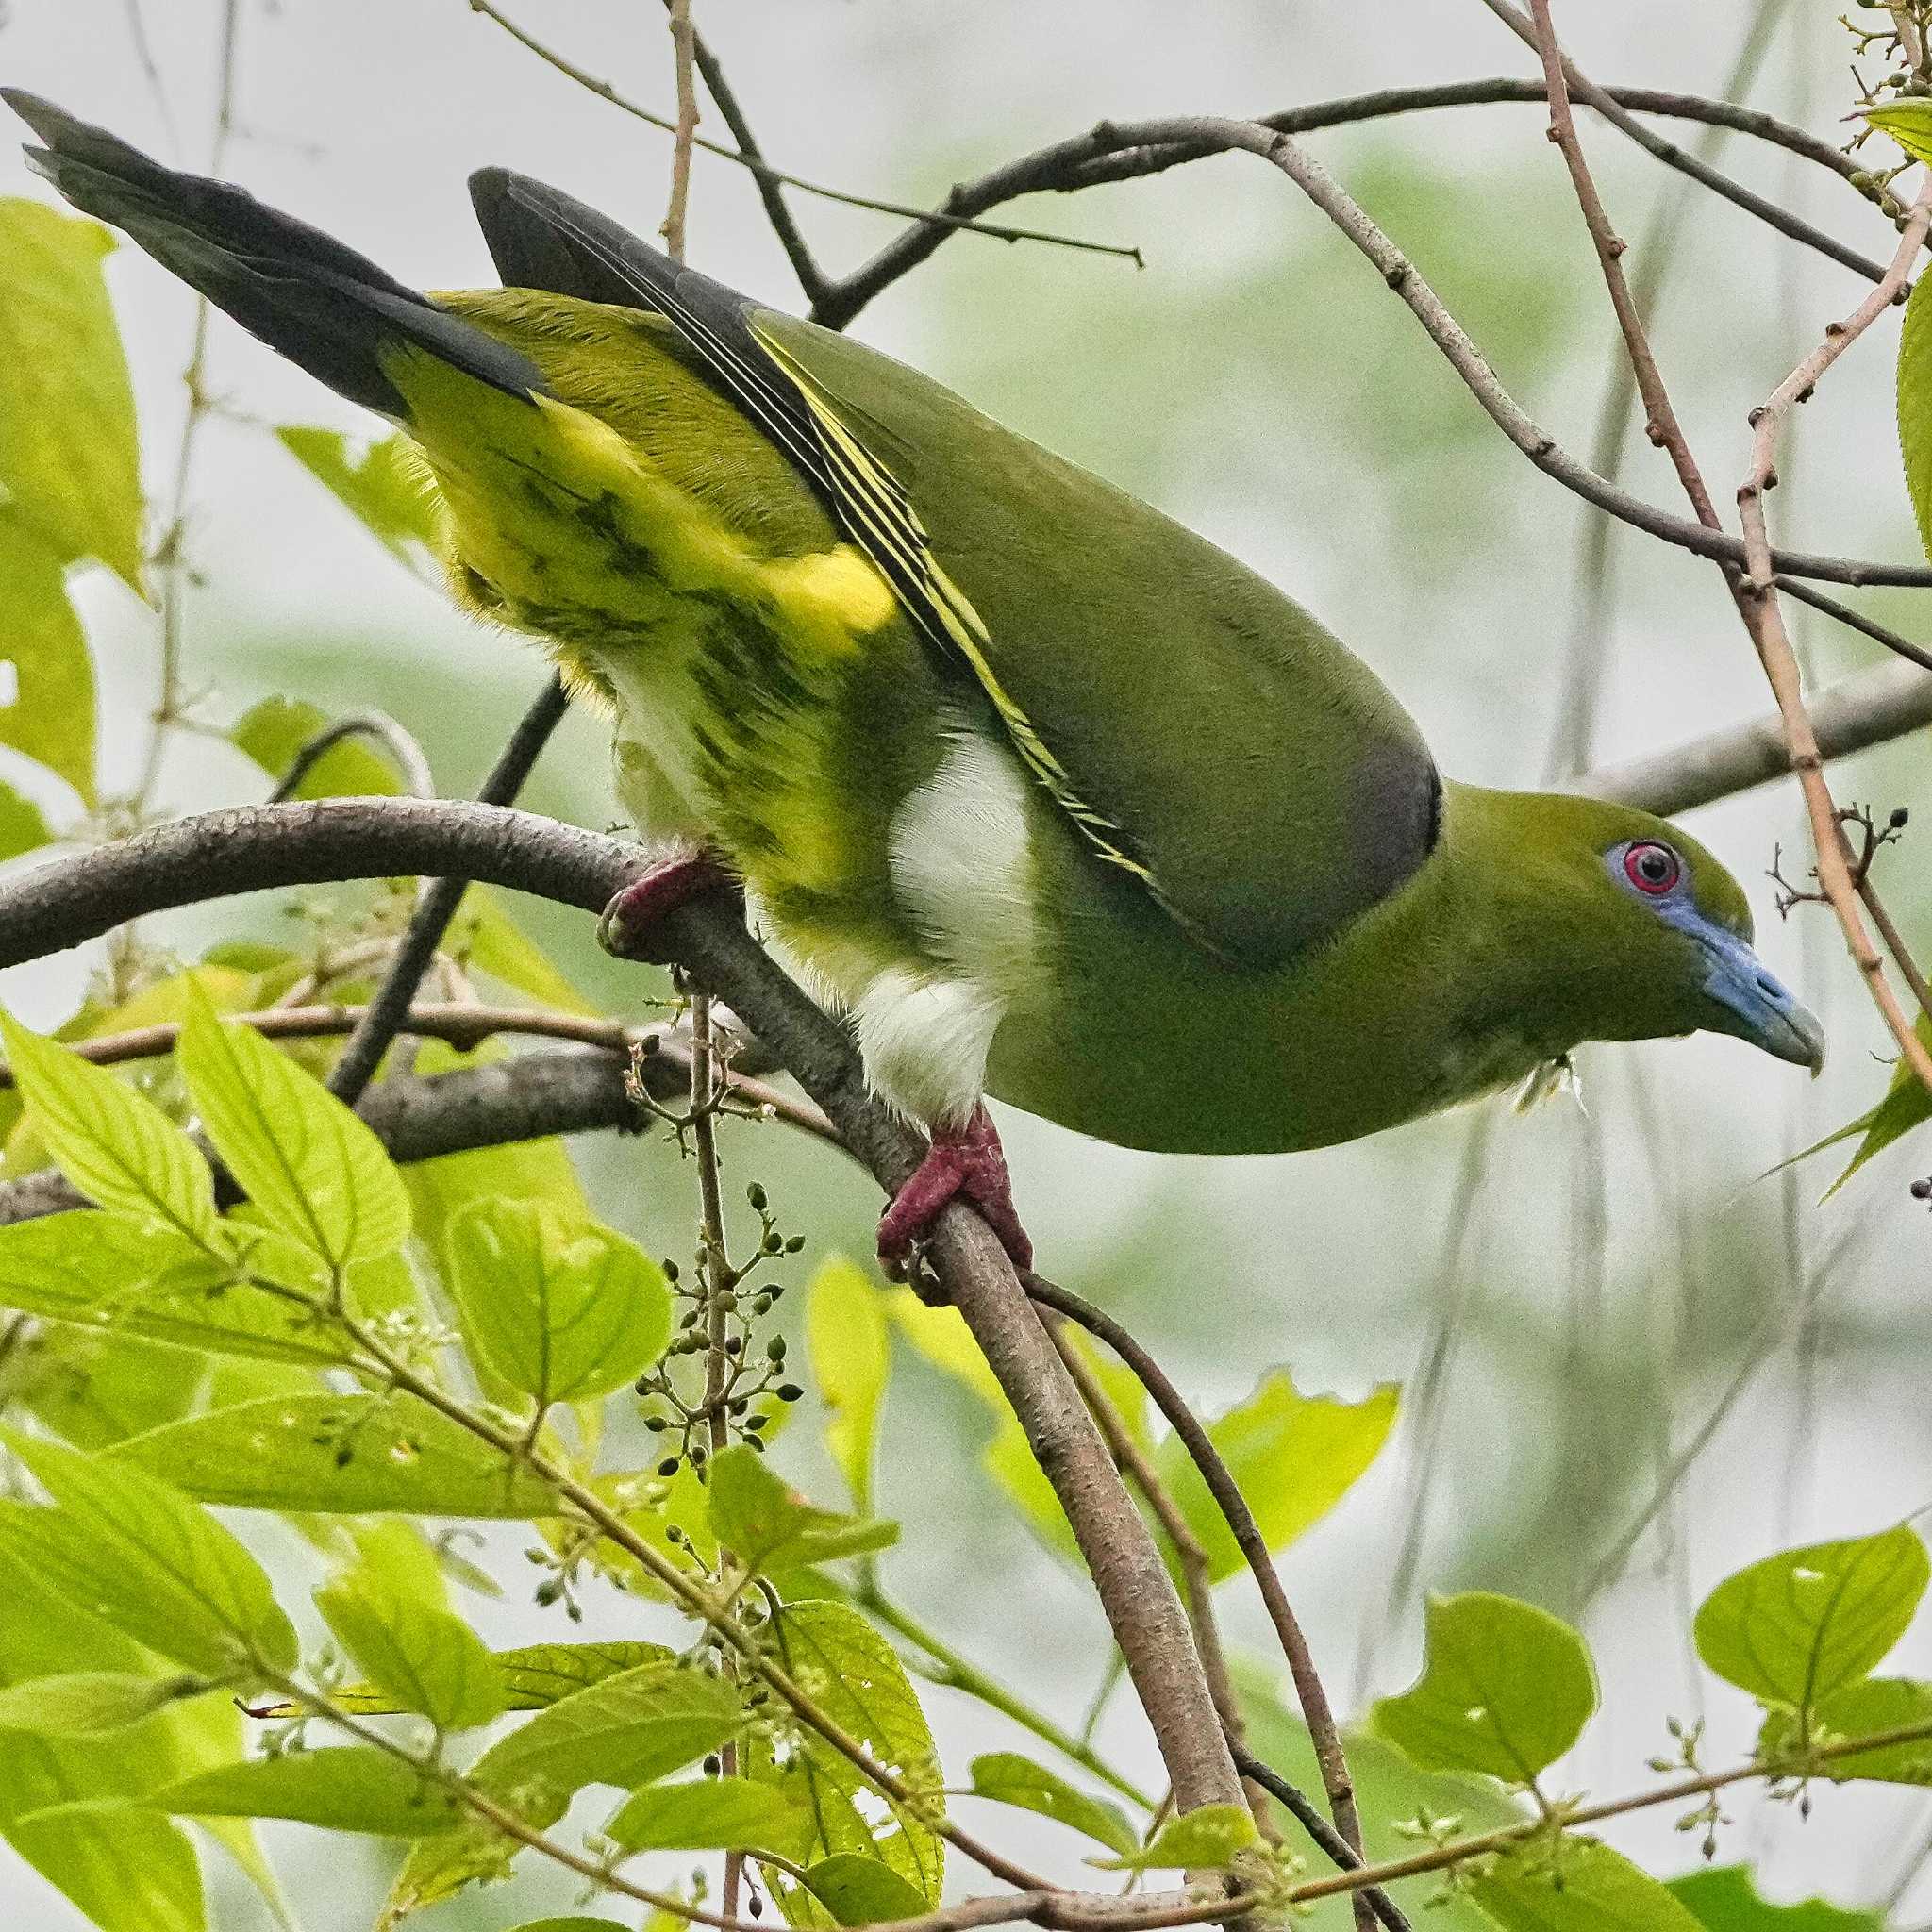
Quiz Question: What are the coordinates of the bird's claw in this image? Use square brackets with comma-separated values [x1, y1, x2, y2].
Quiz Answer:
[598, 847, 741, 964]
[877, 1106, 1034, 1283]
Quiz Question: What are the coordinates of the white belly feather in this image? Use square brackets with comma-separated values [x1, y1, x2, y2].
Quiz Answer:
[856, 723, 1043, 1126]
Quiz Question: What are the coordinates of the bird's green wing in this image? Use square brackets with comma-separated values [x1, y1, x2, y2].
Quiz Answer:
[469, 171, 1441, 967]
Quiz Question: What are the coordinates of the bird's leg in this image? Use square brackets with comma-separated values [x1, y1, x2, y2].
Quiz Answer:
[598, 843, 743, 964]
[877, 1105, 1034, 1281]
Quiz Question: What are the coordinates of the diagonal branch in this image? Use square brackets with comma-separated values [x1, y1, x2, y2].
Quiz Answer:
[0, 796, 1244, 1823]
[814, 82, 1887, 330]
[326, 675, 569, 1106]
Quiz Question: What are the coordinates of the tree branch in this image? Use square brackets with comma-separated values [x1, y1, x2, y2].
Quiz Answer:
[1735, 171, 1932, 1089]
[832, 111, 1932, 591]
[460, 0, 1140, 267]
[1026, 1277, 1368, 1924]
[814, 82, 1887, 330]
[0, 797, 1243, 1822]
[327, 676, 570, 1105]
[1574, 656, 1932, 815]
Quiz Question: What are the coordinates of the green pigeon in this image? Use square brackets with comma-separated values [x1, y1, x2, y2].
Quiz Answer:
[7, 94, 1825, 1272]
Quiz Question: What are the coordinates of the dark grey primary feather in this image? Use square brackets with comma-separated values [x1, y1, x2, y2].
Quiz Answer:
[6, 92, 546, 416]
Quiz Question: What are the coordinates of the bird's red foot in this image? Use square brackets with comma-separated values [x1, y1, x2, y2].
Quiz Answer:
[877, 1106, 1034, 1281]
[598, 846, 742, 964]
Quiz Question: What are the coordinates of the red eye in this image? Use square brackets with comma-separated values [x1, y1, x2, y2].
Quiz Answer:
[1624, 841, 1680, 895]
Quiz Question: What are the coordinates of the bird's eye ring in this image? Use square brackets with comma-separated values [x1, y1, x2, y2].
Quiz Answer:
[1623, 841, 1680, 895]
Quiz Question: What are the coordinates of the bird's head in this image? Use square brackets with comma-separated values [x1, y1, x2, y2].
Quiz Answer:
[1460, 788, 1825, 1074]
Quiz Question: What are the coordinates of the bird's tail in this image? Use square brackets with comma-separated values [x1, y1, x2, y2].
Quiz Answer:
[3, 92, 545, 418]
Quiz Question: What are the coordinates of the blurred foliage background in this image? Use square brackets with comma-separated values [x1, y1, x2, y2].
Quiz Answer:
[5, 0, 1932, 1923]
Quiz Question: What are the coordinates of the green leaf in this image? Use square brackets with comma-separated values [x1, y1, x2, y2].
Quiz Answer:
[744, 1599, 942, 1924]
[1671, 1865, 1885, 1932]
[0, 774, 52, 859]
[0, 1533, 290, 1932]
[1, 1788, 202, 1932]
[1757, 1675, 1932, 1784]
[275, 426, 438, 564]
[800, 1854, 935, 1926]
[20, 1325, 204, 1451]
[1152, 1371, 1398, 1580]
[0, 199, 143, 590]
[1089, 1802, 1257, 1871]
[456, 885, 600, 1017]
[1693, 1525, 1927, 1711]
[0, 1209, 359, 1367]
[108, 1391, 558, 1517]
[604, 1776, 812, 1857]
[387, 1659, 740, 1915]
[0, 1671, 211, 1736]
[476, 1657, 740, 1794]
[0, 1431, 297, 1678]
[254, 1638, 674, 1720]
[177, 986, 410, 1267]
[0, 511, 96, 804]
[316, 1568, 508, 1732]
[1470, 1839, 1707, 1932]
[1234, 1655, 1525, 1932]
[158, 1748, 461, 1837]
[1371, 1591, 1597, 1785]
[231, 695, 405, 800]
[708, 1443, 899, 1572]
[1906, 244, 1932, 579]
[966, 1751, 1136, 1855]
[1790, 1011, 1932, 1194]
[1869, 101, 1932, 167]
[446, 1198, 671, 1408]
[0, 1011, 216, 1242]
[808, 1256, 891, 1513]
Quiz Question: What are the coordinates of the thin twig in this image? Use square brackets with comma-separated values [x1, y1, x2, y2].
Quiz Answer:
[661, 0, 698, 263]
[136, 0, 242, 808]
[461, 0, 1140, 266]
[1024, 1277, 1369, 1920]
[1229, 1755, 1411, 1932]
[1286, 1715, 1932, 1906]
[0, 998, 833, 1138]
[1524, 0, 1723, 532]
[264, 711, 436, 804]
[326, 675, 568, 1106]
[958, 113, 1932, 591]
[1474, 0, 1890, 286]
[670, 6, 826, 303]
[1735, 175, 1932, 1089]
[1044, 1319, 1274, 1842]
[815, 82, 1888, 331]
[1520, 2, 1932, 1091]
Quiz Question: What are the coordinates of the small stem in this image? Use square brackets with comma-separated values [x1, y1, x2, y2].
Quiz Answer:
[859, 1580, 1156, 1809]
[1044, 1319, 1274, 1844]
[662, 0, 698, 262]
[1025, 1278, 1367, 1910]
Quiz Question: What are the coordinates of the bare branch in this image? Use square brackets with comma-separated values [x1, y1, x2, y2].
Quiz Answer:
[327, 675, 569, 1105]
[461, 0, 1140, 266]
[1575, 657, 1932, 815]
[265, 710, 436, 803]
[0, 796, 1242, 1820]
[816, 82, 1887, 330]
[660, 0, 698, 263]
[1025, 1277, 1368, 1927]
[1735, 174, 1932, 1090]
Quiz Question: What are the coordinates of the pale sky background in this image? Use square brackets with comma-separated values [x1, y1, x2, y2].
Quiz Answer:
[4, 1, 1932, 1926]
